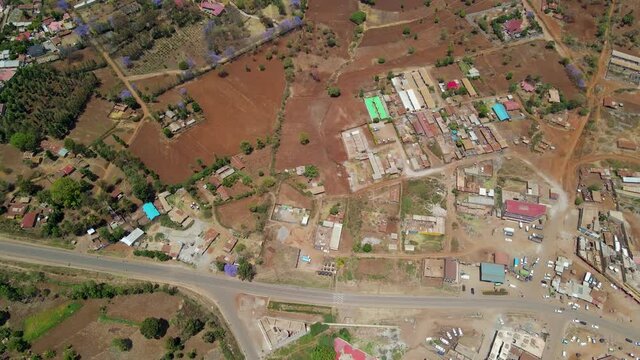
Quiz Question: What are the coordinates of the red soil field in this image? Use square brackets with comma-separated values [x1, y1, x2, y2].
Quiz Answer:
[560, 0, 607, 43]
[355, 11, 492, 67]
[129, 53, 286, 184]
[472, 40, 580, 99]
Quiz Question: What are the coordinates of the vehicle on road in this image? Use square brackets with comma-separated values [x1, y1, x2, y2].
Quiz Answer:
[554, 308, 564, 313]
[592, 324, 599, 329]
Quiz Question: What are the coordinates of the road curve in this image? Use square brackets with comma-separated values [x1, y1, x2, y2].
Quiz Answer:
[0, 240, 638, 359]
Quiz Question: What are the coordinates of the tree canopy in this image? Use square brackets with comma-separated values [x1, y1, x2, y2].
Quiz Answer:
[140, 317, 169, 339]
[50, 177, 84, 209]
[0, 65, 98, 144]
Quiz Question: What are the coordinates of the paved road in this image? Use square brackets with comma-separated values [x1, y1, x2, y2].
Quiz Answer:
[0, 240, 638, 359]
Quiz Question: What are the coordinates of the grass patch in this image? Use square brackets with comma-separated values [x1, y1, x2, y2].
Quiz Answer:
[98, 314, 139, 327]
[23, 301, 83, 341]
[267, 302, 333, 316]
[401, 178, 445, 216]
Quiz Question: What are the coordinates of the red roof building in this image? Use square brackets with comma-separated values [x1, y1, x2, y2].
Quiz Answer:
[60, 165, 75, 176]
[334, 338, 376, 360]
[200, 0, 225, 16]
[21, 211, 38, 229]
[494, 252, 510, 266]
[446, 81, 459, 90]
[504, 19, 523, 34]
[16, 31, 31, 41]
[502, 100, 521, 111]
[503, 200, 547, 223]
[520, 80, 535, 92]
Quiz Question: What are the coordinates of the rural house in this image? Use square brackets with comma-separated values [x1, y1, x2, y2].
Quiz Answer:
[199, 0, 225, 16]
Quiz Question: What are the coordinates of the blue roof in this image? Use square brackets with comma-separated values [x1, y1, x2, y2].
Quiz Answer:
[492, 103, 510, 121]
[57, 148, 69, 157]
[480, 262, 506, 283]
[142, 202, 160, 220]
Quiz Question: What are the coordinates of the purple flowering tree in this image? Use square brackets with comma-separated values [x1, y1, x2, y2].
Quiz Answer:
[208, 52, 222, 65]
[57, 0, 69, 11]
[224, 264, 238, 277]
[121, 56, 132, 68]
[223, 46, 235, 59]
[119, 89, 132, 100]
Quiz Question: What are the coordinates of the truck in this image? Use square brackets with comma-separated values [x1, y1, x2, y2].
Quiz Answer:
[504, 231, 514, 237]
[504, 227, 515, 233]
[528, 235, 543, 243]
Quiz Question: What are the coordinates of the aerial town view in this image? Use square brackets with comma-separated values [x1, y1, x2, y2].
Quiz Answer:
[0, 0, 639, 359]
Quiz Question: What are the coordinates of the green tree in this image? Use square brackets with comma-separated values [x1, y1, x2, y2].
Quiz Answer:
[303, 165, 319, 178]
[165, 336, 182, 352]
[191, 102, 201, 113]
[178, 61, 189, 70]
[202, 331, 216, 343]
[349, 11, 366, 25]
[237, 258, 256, 281]
[240, 141, 253, 155]
[111, 338, 132, 352]
[362, 243, 373, 252]
[402, 27, 411, 35]
[327, 87, 341, 97]
[0, 310, 9, 326]
[9, 132, 38, 151]
[140, 317, 169, 339]
[50, 177, 83, 208]
[183, 319, 205, 337]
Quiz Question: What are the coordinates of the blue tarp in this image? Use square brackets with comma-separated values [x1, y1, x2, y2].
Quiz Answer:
[142, 202, 160, 220]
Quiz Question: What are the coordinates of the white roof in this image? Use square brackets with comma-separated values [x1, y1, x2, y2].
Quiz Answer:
[398, 91, 414, 111]
[407, 89, 422, 110]
[0, 60, 20, 68]
[612, 49, 640, 64]
[120, 228, 144, 246]
[329, 223, 342, 250]
[622, 177, 640, 183]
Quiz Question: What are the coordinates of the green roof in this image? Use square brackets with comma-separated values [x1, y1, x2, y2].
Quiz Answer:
[480, 262, 505, 283]
[364, 96, 389, 122]
[364, 97, 379, 121]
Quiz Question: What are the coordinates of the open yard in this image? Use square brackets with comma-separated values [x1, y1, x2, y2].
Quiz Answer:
[401, 177, 446, 217]
[473, 40, 580, 98]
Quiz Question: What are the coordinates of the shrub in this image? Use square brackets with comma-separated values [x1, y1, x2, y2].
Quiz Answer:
[111, 338, 132, 352]
[377, 57, 386, 64]
[240, 141, 254, 155]
[349, 11, 366, 25]
[327, 87, 341, 97]
[299, 132, 310, 145]
[362, 243, 372, 252]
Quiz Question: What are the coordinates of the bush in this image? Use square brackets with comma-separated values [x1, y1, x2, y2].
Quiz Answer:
[362, 243, 372, 252]
[140, 317, 169, 339]
[202, 331, 216, 343]
[377, 57, 386, 64]
[574, 197, 584, 206]
[111, 338, 132, 352]
[240, 141, 254, 155]
[349, 11, 366, 25]
[183, 319, 205, 337]
[402, 27, 411, 35]
[327, 87, 341, 97]
[178, 61, 189, 70]
[299, 132, 310, 145]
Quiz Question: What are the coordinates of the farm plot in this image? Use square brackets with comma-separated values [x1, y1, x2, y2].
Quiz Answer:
[216, 195, 269, 234]
[122, 23, 209, 76]
[68, 96, 115, 144]
[130, 49, 286, 184]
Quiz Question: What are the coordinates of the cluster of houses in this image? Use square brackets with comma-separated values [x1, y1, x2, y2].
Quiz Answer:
[161, 109, 198, 135]
[574, 166, 640, 302]
[0, 3, 81, 85]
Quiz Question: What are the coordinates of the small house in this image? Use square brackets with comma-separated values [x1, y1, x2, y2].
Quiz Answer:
[199, 0, 225, 16]
[21, 211, 38, 229]
[504, 19, 523, 35]
[120, 228, 145, 246]
[548, 89, 560, 103]
[520, 80, 535, 92]
[59, 164, 75, 177]
[6, 203, 27, 219]
[223, 238, 238, 253]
